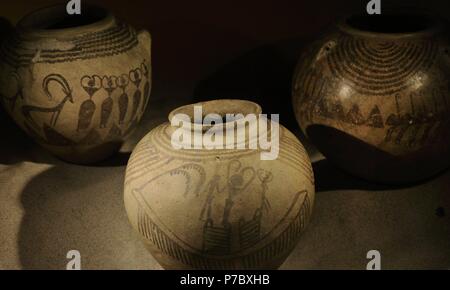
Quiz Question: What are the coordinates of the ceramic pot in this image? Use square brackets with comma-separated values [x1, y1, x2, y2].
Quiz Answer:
[292, 14, 450, 184]
[124, 99, 315, 269]
[0, 5, 151, 164]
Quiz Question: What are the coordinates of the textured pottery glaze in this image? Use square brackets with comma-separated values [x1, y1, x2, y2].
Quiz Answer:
[292, 14, 450, 183]
[0, 5, 151, 164]
[124, 100, 315, 269]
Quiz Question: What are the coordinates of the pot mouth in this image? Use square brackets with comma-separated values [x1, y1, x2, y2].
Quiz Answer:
[338, 13, 442, 39]
[17, 4, 114, 36]
[169, 99, 263, 128]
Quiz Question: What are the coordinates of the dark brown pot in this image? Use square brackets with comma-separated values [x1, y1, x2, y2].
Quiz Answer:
[292, 14, 450, 184]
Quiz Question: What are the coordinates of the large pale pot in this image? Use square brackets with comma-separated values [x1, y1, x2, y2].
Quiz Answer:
[0, 5, 152, 164]
[292, 14, 450, 184]
[124, 100, 315, 269]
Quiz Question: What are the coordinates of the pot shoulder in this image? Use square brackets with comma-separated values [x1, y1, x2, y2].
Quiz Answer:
[125, 122, 314, 186]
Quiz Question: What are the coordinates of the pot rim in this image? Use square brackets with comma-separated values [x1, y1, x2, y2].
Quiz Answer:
[169, 99, 263, 128]
[337, 13, 444, 40]
[16, 4, 115, 38]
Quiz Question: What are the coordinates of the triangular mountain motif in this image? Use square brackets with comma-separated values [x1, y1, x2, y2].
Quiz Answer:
[43, 124, 75, 146]
[79, 129, 102, 146]
[332, 100, 345, 120]
[346, 104, 365, 125]
[366, 106, 385, 128]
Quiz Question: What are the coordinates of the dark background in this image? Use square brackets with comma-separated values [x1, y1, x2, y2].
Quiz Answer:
[2, 0, 449, 129]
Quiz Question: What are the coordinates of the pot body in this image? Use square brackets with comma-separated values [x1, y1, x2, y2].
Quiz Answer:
[124, 100, 315, 269]
[292, 19, 450, 184]
[0, 6, 152, 164]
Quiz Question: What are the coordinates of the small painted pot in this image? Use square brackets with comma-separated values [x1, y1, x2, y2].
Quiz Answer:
[292, 14, 450, 184]
[0, 5, 151, 164]
[124, 99, 315, 269]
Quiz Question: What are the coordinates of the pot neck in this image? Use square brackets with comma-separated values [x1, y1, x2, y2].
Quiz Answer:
[16, 4, 116, 39]
[337, 14, 444, 40]
[168, 100, 266, 148]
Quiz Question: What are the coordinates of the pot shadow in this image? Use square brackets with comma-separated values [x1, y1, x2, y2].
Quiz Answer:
[283, 164, 450, 269]
[17, 163, 157, 270]
[92, 152, 131, 167]
[287, 122, 450, 269]
[308, 124, 450, 191]
[313, 159, 404, 192]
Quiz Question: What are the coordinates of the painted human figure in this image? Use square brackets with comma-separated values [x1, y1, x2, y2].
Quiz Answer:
[199, 175, 224, 222]
[257, 169, 273, 214]
[221, 161, 255, 228]
[200, 160, 255, 254]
